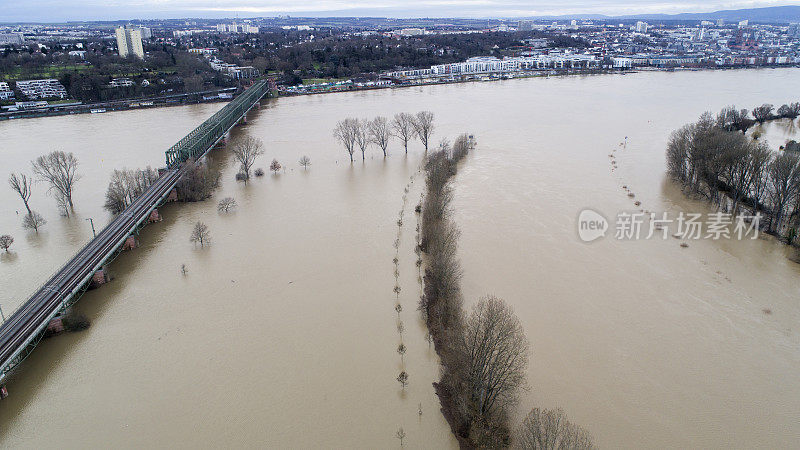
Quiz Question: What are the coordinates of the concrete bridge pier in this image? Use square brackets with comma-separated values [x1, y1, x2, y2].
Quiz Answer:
[148, 209, 162, 223]
[91, 267, 108, 288]
[123, 235, 138, 251]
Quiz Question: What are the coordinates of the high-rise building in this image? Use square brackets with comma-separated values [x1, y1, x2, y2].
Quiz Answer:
[139, 27, 152, 39]
[635, 21, 648, 33]
[716, 18, 725, 26]
[518, 20, 533, 31]
[116, 26, 144, 58]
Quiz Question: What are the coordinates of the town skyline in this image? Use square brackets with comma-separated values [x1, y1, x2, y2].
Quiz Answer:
[3, 1, 800, 23]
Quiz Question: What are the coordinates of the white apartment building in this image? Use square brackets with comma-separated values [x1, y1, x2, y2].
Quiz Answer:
[0, 81, 14, 100]
[386, 55, 598, 78]
[216, 23, 259, 34]
[635, 21, 649, 33]
[15, 79, 68, 99]
[116, 26, 144, 58]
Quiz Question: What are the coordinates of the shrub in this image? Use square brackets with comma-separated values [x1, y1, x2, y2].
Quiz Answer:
[254, 168, 265, 177]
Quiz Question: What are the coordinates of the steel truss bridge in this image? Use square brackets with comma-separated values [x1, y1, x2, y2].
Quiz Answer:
[0, 80, 270, 384]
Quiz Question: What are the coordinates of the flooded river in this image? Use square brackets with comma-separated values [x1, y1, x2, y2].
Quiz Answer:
[1, 68, 800, 448]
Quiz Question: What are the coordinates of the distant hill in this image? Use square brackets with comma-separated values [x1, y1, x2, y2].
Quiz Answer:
[530, 5, 800, 24]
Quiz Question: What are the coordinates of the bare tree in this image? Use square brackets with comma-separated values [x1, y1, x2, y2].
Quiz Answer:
[104, 167, 159, 214]
[752, 104, 774, 123]
[392, 113, 416, 154]
[32, 151, 80, 216]
[461, 295, 529, 418]
[333, 118, 359, 162]
[299, 155, 311, 169]
[767, 151, 800, 233]
[354, 118, 370, 161]
[397, 371, 409, 390]
[217, 197, 237, 213]
[177, 160, 220, 201]
[368, 116, 391, 157]
[396, 427, 406, 447]
[0, 235, 13, 252]
[231, 136, 265, 182]
[190, 221, 210, 247]
[397, 342, 406, 363]
[413, 111, 435, 152]
[270, 158, 282, 174]
[515, 408, 595, 450]
[8, 172, 33, 216]
[22, 211, 46, 233]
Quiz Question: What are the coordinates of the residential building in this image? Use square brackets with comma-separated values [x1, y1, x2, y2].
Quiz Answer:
[216, 23, 259, 34]
[116, 26, 144, 58]
[399, 28, 425, 36]
[15, 79, 68, 99]
[0, 32, 23, 45]
[635, 21, 649, 33]
[0, 82, 14, 100]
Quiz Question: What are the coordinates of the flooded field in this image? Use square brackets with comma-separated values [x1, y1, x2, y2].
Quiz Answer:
[1, 68, 800, 448]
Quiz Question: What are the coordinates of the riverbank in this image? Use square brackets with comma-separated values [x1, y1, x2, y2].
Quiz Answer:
[0, 87, 242, 121]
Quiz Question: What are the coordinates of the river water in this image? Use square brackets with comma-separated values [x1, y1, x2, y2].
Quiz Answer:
[1, 68, 800, 448]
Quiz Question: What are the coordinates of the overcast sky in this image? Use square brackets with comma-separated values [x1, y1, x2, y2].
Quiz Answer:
[1, 0, 797, 23]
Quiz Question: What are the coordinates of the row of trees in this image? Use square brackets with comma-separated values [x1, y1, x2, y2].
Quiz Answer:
[8, 150, 81, 234]
[667, 107, 800, 241]
[419, 135, 594, 448]
[716, 102, 800, 132]
[333, 111, 435, 162]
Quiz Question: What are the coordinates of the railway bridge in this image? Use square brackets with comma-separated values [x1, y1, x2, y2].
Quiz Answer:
[0, 79, 271, 386]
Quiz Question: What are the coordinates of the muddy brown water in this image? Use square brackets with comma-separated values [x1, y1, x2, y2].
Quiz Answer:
[1, 68, 800, 448]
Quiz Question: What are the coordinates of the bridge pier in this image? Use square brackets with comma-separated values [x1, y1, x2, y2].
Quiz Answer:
[166, 188, 178, 202]
[123, 235, 138, 251]
[0, 385, 7, 400]
[46, 317, 65, 334]
[148, 209, 162, 223]
[91, 268, 108, 288]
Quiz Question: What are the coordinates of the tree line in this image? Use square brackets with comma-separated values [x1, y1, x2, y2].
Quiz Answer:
[667, 104, 800, 243]
[334, 111, 435, 162]
[418, 135, 593, 448]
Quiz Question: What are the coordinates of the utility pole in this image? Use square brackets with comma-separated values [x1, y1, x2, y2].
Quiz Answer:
[86, 217, 96, 238]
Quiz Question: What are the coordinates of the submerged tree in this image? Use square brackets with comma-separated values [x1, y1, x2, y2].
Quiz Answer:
[190, 221, 210, 247]
[231, 136, 265, 182]
[32, 150, 81, 216]
[397, 371, 409, 390]
[177, 160, 220, 202]
[8, 172, 33, 216]
[392, 112, 416, 154]
[396, 427, 406, 447]
[333, 118, 359, 163]
[103, 167, 159, 214]
[22, 211, 46, 233]
[413, 111, 435, 152]
[515, 408, 595, 450]
[368, 115, 391, 157]
[270, 158, 282, 174]
[354, 118, 370, 161]
[299, 155, 312, 169]
[217, 197, 237, 213]
[0, 235, 13, 252]
[461, 295, 529, 419]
